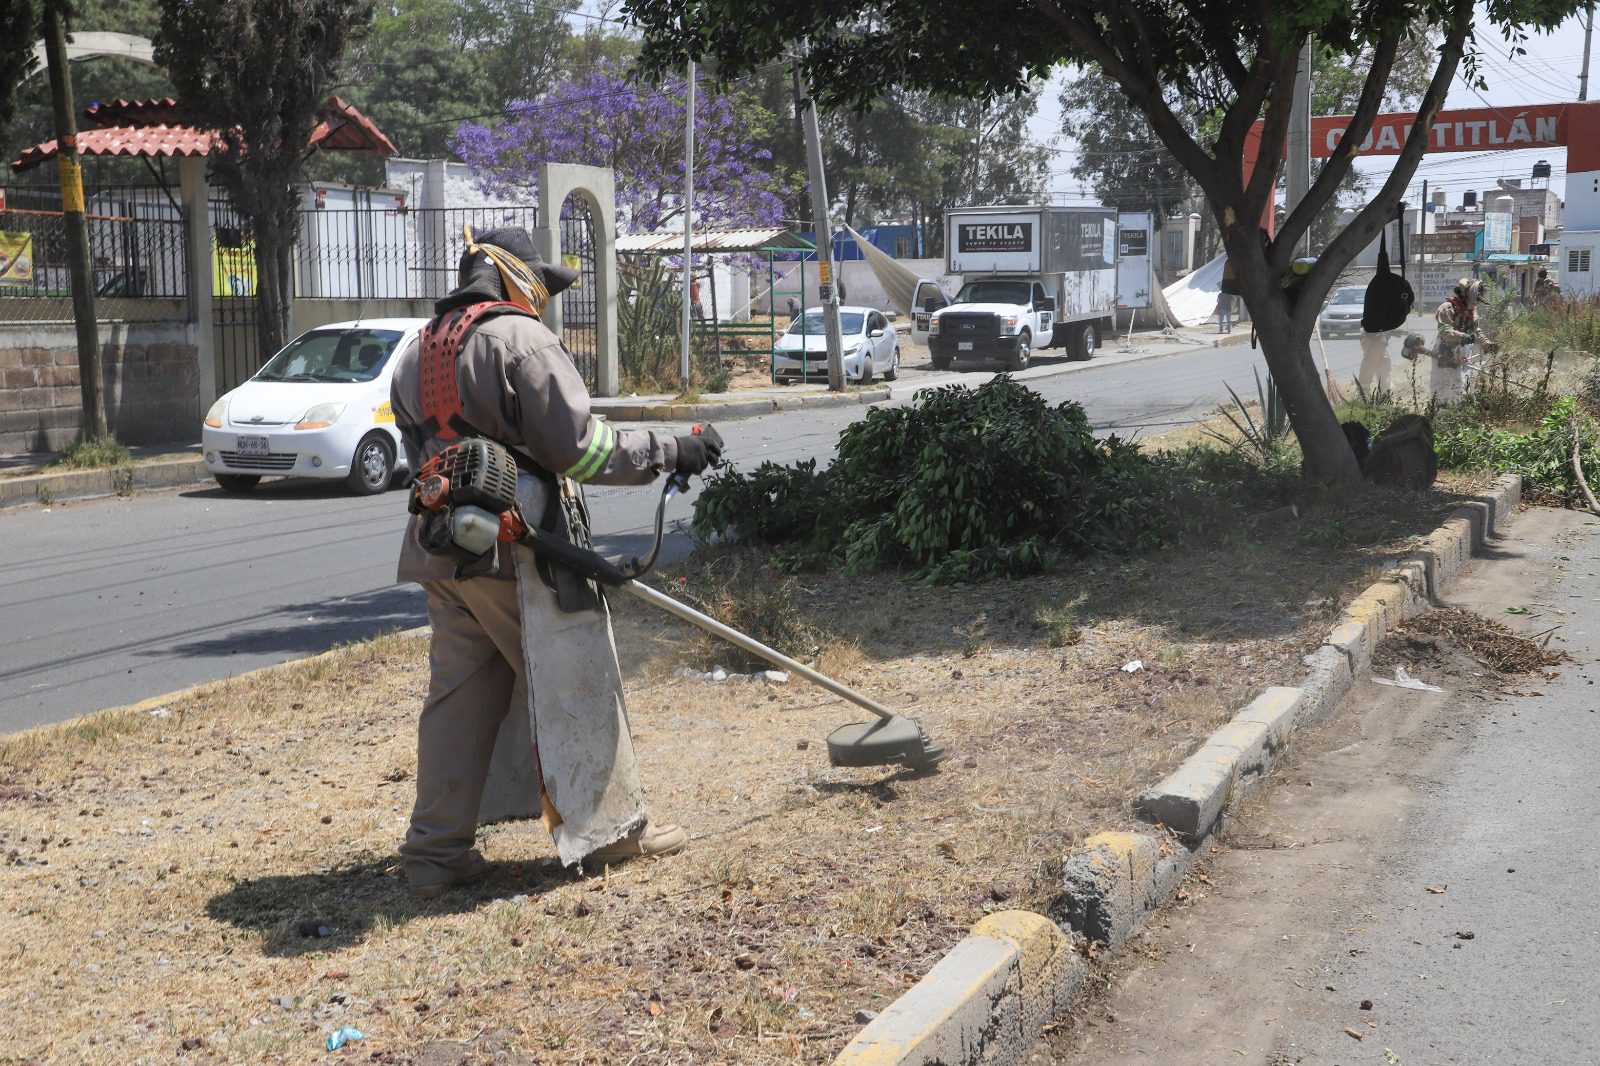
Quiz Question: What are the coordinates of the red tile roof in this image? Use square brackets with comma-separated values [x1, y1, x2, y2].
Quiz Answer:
[83, 98, 183, 128]
[311, 97, 398, 156]
[12, 125, 216, 171]
[11, 97, 396, 172]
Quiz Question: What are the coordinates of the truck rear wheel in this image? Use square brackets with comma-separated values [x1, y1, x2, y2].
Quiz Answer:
[1067, 321, 1098, 361]
[931, 352, 953, 371]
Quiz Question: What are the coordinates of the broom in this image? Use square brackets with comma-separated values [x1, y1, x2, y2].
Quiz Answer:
[1316, 318, 1348, 403]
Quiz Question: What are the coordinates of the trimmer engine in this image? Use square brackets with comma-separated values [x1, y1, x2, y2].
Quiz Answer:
[409, 438, 522, 563]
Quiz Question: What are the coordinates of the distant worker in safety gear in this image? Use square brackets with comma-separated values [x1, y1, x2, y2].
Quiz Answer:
[1356, 330, 1391, 396]
[389, 225, 724, 898]
[1534, 267, 1561, 308]
[1431, 277, 1479, 404]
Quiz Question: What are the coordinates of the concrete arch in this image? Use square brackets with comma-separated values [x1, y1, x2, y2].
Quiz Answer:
[28, 32, 160, 77]
[538, 163, 618, 396]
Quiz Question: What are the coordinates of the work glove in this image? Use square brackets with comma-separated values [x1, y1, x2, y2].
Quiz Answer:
[673, 422, 725, 476]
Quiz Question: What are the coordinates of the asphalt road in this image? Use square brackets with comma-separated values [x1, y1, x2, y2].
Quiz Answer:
[0, 327, 1401, 733]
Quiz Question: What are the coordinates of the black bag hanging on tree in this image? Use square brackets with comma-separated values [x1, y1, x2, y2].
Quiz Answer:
[1362, 204, 1415, 333]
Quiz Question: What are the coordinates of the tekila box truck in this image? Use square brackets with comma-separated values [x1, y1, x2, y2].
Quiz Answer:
[913, 205, 1118, 370]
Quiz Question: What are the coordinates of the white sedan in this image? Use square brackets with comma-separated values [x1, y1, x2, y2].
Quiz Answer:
[773, 306, 900, 384]
[201, 318, 427, 494]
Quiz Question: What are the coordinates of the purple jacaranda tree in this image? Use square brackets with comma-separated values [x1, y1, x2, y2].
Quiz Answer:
[451, 62, 789, 234]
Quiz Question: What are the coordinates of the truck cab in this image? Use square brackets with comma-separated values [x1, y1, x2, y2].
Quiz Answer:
[925, 278, 1055, 371]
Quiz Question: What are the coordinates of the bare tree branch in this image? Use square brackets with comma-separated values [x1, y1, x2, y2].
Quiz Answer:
[1274, 22, 1404, 256]
[1305, 0, 1473, 309]
[1034, 0, 1222, 203]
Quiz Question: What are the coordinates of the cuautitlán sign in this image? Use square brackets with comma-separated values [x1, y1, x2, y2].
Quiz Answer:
[1311, 103, 1569, 157]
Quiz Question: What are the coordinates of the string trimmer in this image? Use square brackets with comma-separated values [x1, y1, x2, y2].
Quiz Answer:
[409, 435, 946, 771]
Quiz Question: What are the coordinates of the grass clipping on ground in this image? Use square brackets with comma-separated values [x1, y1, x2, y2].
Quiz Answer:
[0, 482, 1479, 1064]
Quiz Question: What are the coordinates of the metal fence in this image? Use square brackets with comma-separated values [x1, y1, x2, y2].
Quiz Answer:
[1, 184, 189, 321]
[559, 198, 598, 385]
[293, 205, 540, 301]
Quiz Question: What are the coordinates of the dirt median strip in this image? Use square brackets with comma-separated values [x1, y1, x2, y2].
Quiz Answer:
[831, 474, 1522, 1066]
[0, 475, 1503, 1065]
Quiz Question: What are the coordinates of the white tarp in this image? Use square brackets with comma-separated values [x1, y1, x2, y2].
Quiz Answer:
[844, 225, 929, 316]
[1161, 253, 1226, 328]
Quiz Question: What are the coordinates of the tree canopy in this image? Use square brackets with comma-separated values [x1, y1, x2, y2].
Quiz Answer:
[0, 0, 176, 170]
[154, 0, 373, 355]
[623, 0, 1585, 484]
[451, 61, 791, 233]
[331, 0, 576, 174]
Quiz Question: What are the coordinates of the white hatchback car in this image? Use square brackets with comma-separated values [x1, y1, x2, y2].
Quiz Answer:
[773, 306, 900, 384]
[201, 318, 427, 494]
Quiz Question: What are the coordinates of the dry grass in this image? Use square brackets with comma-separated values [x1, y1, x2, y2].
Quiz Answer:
[0, 474, 1490, 1064]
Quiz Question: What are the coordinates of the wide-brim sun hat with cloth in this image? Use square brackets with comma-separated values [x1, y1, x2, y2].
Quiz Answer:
[455, 225, 580, 316]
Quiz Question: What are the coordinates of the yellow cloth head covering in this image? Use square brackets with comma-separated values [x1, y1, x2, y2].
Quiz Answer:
[463, 223, 550, 317]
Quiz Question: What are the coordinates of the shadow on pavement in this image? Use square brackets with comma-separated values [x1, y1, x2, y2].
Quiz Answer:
[154, 584, 426, 660]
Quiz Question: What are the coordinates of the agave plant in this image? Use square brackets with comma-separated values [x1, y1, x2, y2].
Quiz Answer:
[1208, 367, 1294, 461]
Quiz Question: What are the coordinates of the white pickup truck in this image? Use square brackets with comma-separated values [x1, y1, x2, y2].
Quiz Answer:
[914, 206, 1119, 371]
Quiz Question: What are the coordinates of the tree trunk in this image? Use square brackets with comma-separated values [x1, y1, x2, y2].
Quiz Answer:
[252, 215, 292, 360]
[1246, 286, 1362, 485]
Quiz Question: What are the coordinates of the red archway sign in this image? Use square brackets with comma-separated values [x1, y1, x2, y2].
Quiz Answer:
[1244, 101, 1600, 234]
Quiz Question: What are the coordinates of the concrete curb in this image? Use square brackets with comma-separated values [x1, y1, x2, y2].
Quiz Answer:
[593, 385, 891, 422]
[23, 624, 434, 740]
[1134, 473, 1522, 838]
[0, 457, 210, 511]
[830, 473, 1523, 1065]
[833, 911, 1085, 1066]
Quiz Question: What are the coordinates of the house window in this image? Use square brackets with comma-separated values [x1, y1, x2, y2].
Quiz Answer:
[1570, 248, 1593, 274]
[894, 236, 914, 258]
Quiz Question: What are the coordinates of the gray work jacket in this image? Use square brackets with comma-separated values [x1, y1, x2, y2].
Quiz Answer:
[391, 309, 677, 584]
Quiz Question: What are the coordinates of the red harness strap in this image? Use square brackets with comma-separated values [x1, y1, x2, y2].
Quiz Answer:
[417, 300, 529, 441]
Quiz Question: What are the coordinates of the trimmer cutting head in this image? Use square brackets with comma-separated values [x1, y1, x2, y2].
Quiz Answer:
[826, 714, 946, 771]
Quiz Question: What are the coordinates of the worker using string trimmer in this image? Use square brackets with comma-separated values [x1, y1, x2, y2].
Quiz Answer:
[389, 224, 724, 898]
[1431, 277, 1481, 403]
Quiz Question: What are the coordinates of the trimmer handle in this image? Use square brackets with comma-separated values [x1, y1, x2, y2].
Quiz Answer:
[665, 421, 723, 498]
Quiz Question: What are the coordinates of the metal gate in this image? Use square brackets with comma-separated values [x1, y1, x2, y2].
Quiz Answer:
[210, 198, 261, 393]
[559, 195, 598, 389]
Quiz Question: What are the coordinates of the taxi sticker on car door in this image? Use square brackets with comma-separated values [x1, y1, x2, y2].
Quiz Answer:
[374, 401, 395, 424]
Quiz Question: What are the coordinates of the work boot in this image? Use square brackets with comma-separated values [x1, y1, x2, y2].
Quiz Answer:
[583, 819, 687, 869]
[407, 850, 492, 899]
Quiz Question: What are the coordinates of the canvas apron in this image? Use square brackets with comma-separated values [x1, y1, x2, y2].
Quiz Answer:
[475, 471, 647, 867]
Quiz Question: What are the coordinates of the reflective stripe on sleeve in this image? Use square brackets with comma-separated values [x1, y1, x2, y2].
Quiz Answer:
[563, 421, 615, 481]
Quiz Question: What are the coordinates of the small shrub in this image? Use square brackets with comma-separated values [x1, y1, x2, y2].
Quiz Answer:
[1207, 368, 1293, 461]
[693, 376, 1264, 583]
[1435, 396, 1599, 503]
[661, 552, 821, 671]
[54, 436, 131, 470]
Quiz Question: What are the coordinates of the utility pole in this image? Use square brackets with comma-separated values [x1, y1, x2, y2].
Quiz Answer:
[1418, 179, 1428, 265]
[1581, 2, 1594, 100]
[43, 0, 108, 441]
[801, 80, 844, 391]
[1286, 37, 1313, 256]
[679, 60, 696, 391]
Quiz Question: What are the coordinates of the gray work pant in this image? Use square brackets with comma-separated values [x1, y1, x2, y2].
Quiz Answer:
[400, 562, 648, 884]
[400, 575, 530, 886]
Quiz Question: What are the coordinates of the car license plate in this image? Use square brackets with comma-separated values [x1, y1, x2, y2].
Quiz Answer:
[236, 435, 270, 456]
[958, 341, 974, 351]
